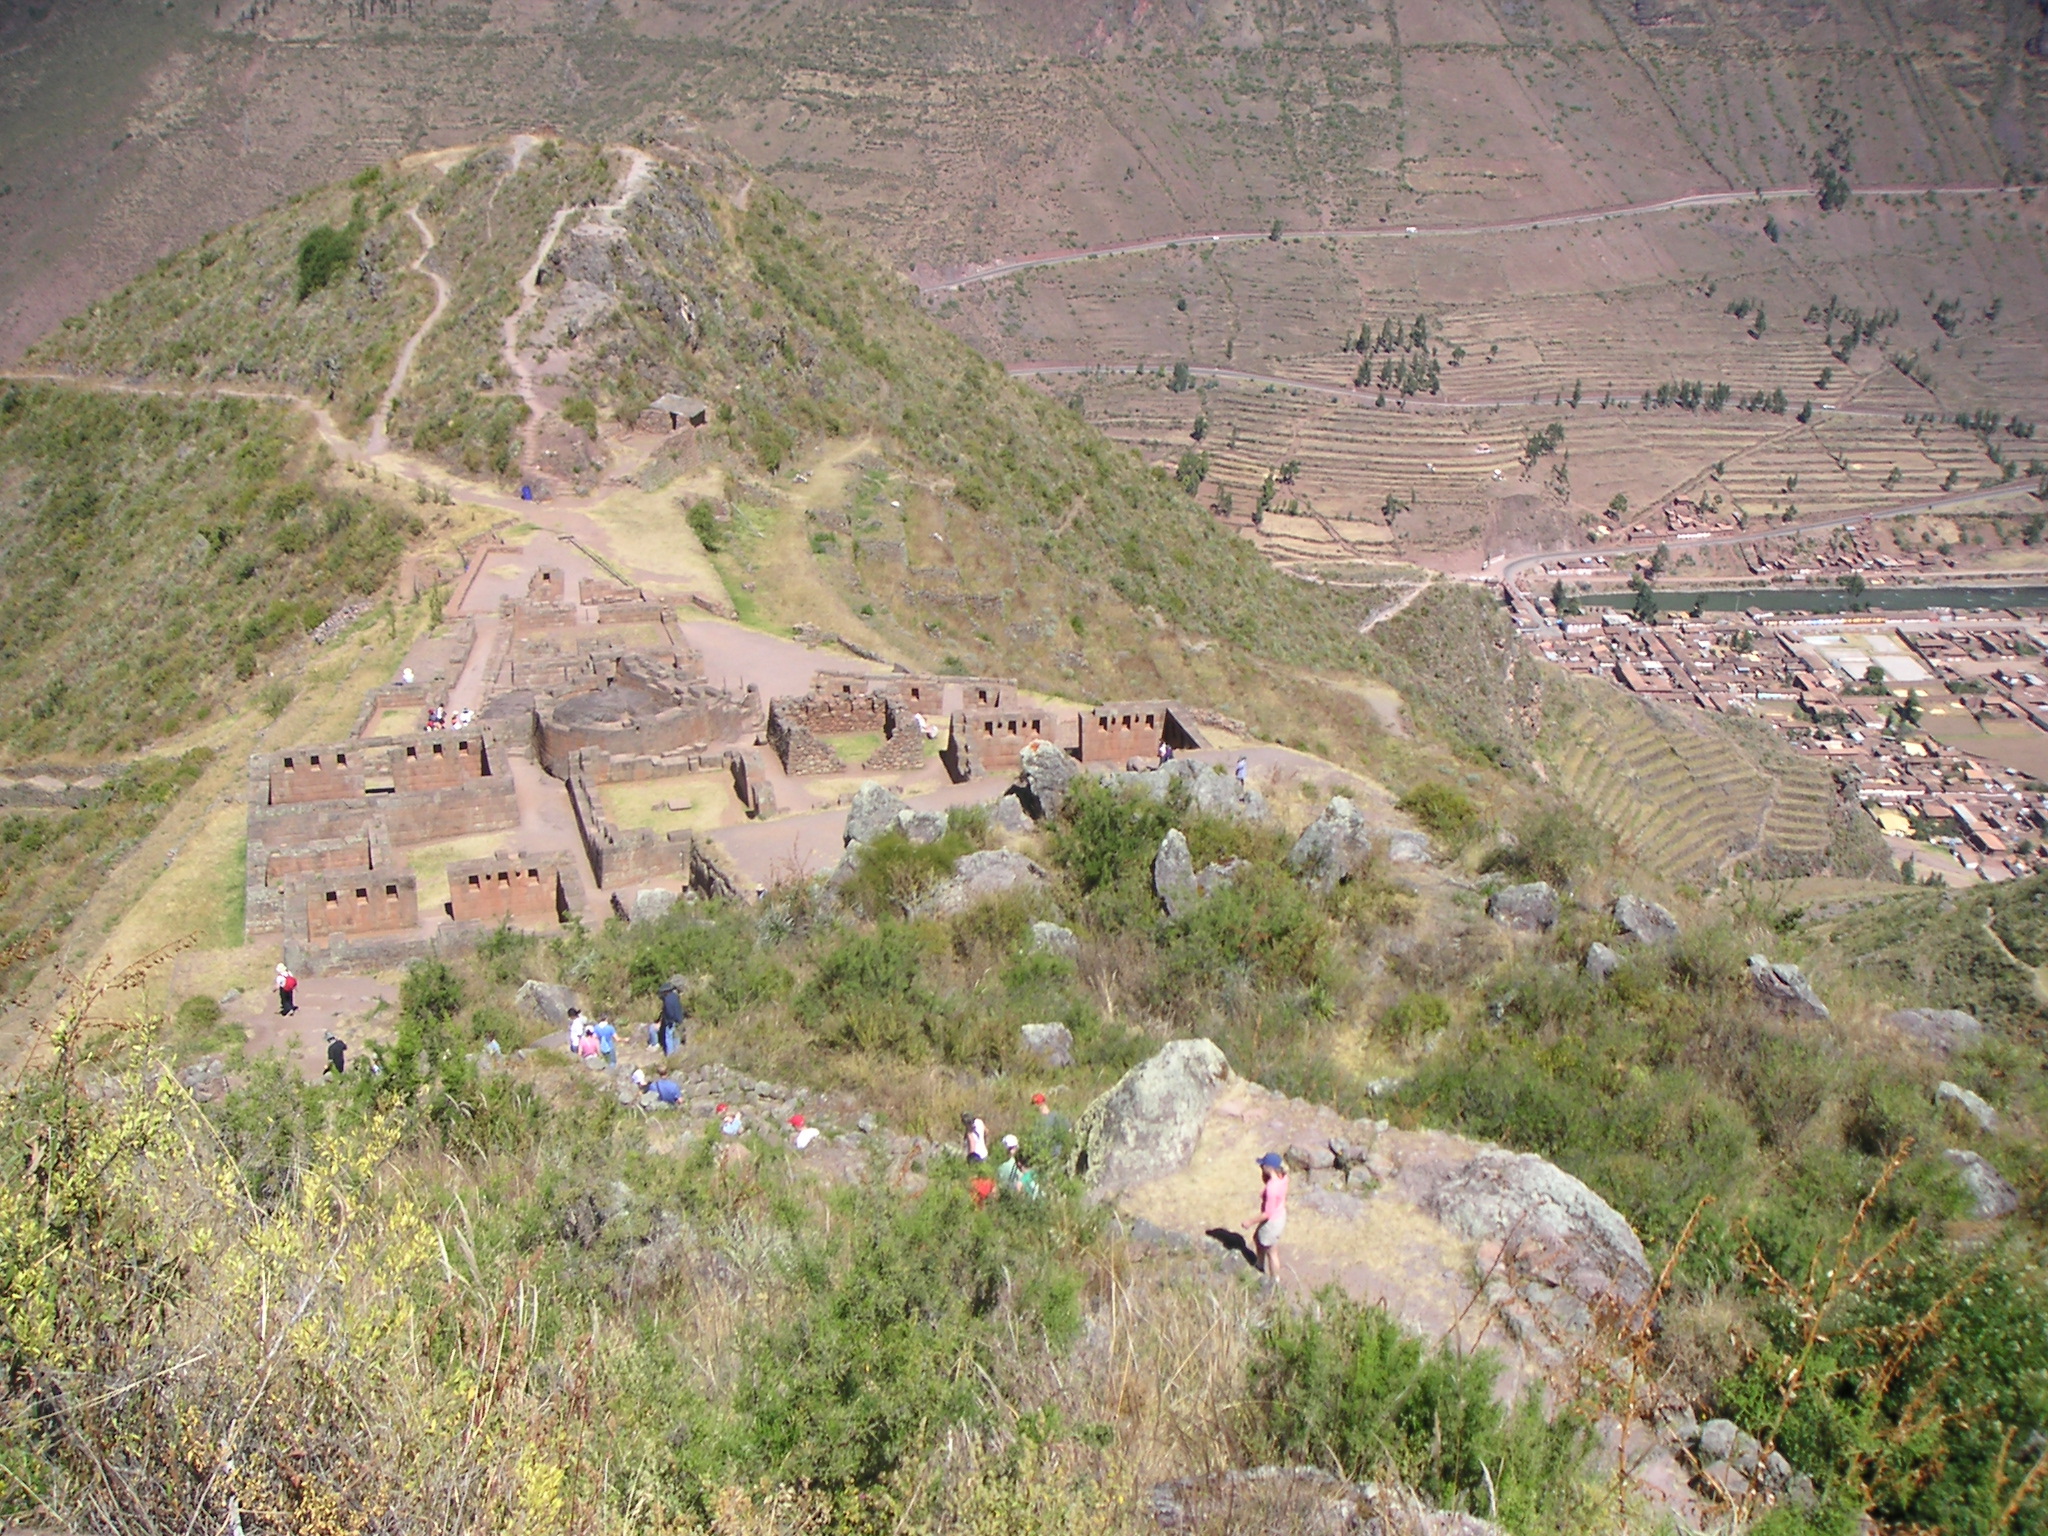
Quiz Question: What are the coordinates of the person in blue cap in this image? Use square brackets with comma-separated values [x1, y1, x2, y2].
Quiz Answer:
[1244, 1151, 1290, 1284]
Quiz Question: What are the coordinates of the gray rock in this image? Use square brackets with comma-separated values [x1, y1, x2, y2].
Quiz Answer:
[1017, 741, 1078, 820]
[1697, 1419, 1739, 1464]
[1182, 761, 1270, 824]
[1762, 1450, 1792, 1491]
[1287, 795, 1381, 892]
[1700, 1461, 1751, 1500]
[1383, 830, 1432, 864]
[1154, 829, 1197, 918]
[217, 988, 241, 1005]
[909, 849, 1049, 918]
[1936, 1080, 2000, 1133]
[845, 782, 909, 845]
[1614, 892, 1681, 945]
[896, 807, 949, 845]
[1748, 954, 1829, 1018]
[1020, 1021, 1075, 1068]
[990, 792, 1033, 834]
[1886, 1007, 1985, 1056]
[1660, 1404, 1699, 1445]
[1946, 1148, 2020, 1218]
[1488, 881, 1559, 931]
[1029, 920, 1079, 960]
[1422, 1147, 1653, 1312]
[1789, 1473, 1818, 1512]
[1732, 1433, 1761, 1477]
[629, 887, 678, 924]
[857, 1113, 877, 1134]
[1071, 1038, 1232, 1190]
[1285, 1141, 1336, 1173]
[1585, 942, 1622, 982]
[1194, 857, 1247, 897]
[514, 979, 580, 1031]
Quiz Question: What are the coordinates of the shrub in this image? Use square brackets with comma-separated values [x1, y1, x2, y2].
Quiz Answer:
[1483, 808, 1604, 889]
[560, 396, 598, 437]
[1241, 1290, 1595, 1533]
[399, 958, 464, 1024]
[1396, 782, 1479, 848]
[1383, 991, 1450, 1041]
[295, 223, 358, 301]
[686, 498, 725, 552]
[837, 827, 970, 920]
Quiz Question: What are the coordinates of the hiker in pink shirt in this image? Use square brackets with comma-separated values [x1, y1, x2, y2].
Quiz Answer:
[1244, 1151, 1289, 1284]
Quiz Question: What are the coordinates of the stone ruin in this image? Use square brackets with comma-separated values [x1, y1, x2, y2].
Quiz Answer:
[942, 698, 1207, 781]
[765, 672, 957, 776]
[534, 652, 759, 777]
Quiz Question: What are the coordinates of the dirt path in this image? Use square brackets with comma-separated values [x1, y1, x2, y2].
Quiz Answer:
[921, 183, 2030, 292]
[365, 206, 450, 456]
[501, 147, 656, 477]
[1358, 581, 1432, 635]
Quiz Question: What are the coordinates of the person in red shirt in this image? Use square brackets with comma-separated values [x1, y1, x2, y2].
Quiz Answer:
[1243, 1151, 1289, 1284]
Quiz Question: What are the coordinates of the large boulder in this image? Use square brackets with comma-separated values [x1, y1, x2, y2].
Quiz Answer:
[626, 887, 678, 924]
[1017, 741, 1078, 820]
[1946, 1149, 2019, 1219]
[1936, 1080, 1999, 1133]
[844, 781, 908, 846]
[1194, 857, 1247, 898]
[1154, 829, 1197, 918]
[514, 979, 580, 1031]
[1100, 759, 1271, 823]
[1749, 954, 1828, 1019]
[1287, 795, 1423, 892]
[1028, 920, 1080, 960]
[1421, 1147, 1653, 1309]
[1885, 1008, 1985, 1057]
[1072, 1038, 1232, 1190]
[1488, 881, 1559, 932]
[1020, 1021, 1075, 1069]
[1614, 892, 1680, 945]
[896, 806, 949, 845]
[910, 849, 1049, 918]
[990, 792, 1033, 835]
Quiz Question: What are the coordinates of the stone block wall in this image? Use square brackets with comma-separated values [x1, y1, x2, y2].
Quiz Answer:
[567, 770, 693, 887]
[534, 669, 758, 776]
[446, 856, 565, 926]
[862, 699, 928, 771]
[776, 688, 890, 736]
[766, 703, 847, 775]
[265, 746, 366, 805]
[945, 707, 1057, 779]
[726, 748, 776, 819]
[298, 870, 419, 944]
[388, 731, 490, 793]
[1078, 702, 1206, 765]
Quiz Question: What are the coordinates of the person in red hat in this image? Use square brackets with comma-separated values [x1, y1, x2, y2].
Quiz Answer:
[1031, 1091, 1071, 1162]
[789, 1113, 819, 1150]
[1243, 1152, 1289, 1284]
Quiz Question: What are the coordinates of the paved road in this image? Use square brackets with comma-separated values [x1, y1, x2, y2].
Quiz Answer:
[1009, 361, 1905, 422]
[1497, 480, 2043, 584]
[918, 182, 2030, 292]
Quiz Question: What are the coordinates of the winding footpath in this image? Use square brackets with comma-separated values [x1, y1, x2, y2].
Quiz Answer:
[918, 182, 2032, 292]
[364, 206, 451, 456]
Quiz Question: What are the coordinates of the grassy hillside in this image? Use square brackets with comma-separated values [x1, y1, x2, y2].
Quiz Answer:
[0, 384, 418, 759]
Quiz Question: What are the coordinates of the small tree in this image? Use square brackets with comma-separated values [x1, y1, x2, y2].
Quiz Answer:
[1630, 573, 1658, 624]
[1607, 492, 1628, 519]
[1169, 361, 1193, 393]
[1190, 414, 1208, 442]
[1174, 450, 1209, 495]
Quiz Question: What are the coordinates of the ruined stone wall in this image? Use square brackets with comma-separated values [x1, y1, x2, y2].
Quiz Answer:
[776, 689, 889, 736]
[1077, 702, 1204, 765]
[534, 678, 758, 777]
[388, 731, 490, 793]
[567, 770, 693, 887]
[862, 699, 928, 771]
[298, 870, 419, 944]
[447, 857, 564, 926]
[265, 746, 366, 805]
[726, 748, 776, 819]
[245, 801, 390, 935]
[946, 707, 1057, 778]
[766, 705, 846, 775]
[380, 777, 521, 844]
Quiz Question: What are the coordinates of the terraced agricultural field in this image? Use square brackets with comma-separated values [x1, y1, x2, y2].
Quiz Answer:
[1541, 673, 1837, 881]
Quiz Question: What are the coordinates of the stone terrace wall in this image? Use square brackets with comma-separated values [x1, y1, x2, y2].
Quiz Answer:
[765, 703, 846, 775]
[944, 706, 1059, 779]
[380, 777, 521, 844]
[388, 731, 490, 793]
[567, 769, 693, 887]
[295, 869, 420, 944]
[446, 855, 566, 926]
[1078, 701, 1207, 765]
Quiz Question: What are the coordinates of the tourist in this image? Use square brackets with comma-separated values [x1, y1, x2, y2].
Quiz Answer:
[324, 1032, 347, 1077]
[566, 1008, 586, 1056]
[996, 1133, 1023, 1193]
[1235, 755, 1250, 791]
[1013, 1149, 1042, 1200]
[400, 666, 414, 687]
[1031, 1092, 1070, 1157]
[579, 1027, 602, 1066]
[1157, 738, 1172, 765]
[969, 1172, 997, 1208]
[657, 980, 685, 1056]
[630, 1067, 648, 1091]
[275, 962, 296, 1017]
[652, 1067, 681, 1107]
[594, 1016, 617, 1068]
[790, 1113, 820, 1151]
[1244, 1152, 1289, 1283]
[963, 1113, 988, 1163]
[720, 1104, 745, 1137]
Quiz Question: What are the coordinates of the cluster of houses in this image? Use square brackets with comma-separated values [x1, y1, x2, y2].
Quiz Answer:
[1509, 593, 2048, 884]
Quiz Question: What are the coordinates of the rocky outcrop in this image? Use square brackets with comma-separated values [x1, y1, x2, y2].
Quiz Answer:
[1017, 741, 1078, 820]
[1020, 1021, 1075, 1068]
[1419, 1147, 1653, 1310]
[1614, 892, 1680, 945]
[1885, 1008, 1984, 1056]
[1487, 882, 1559, 931]
[1072, 1038, 1232, 1190]
[844, 781, 908, 845]
[897, 807, 948, 845]
[1195, 857, 1246, 898]
[1104, 758, 1271, 823]
[514, 979, 580, 1031]
[1154, 829, 1197, 918]
[1946, 1149, 2019, 1218]
[909, 849, 1049, 918]
[1749, 954, 1828, 1019]
[1936, 1080, 1999, 1133]
[1029, 920, 1079, 960]
[1288, 796, 1428, 892]
[1586, 941, 1621, 982]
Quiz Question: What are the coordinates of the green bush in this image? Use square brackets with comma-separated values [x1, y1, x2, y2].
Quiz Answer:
[560, 396, 599, 437]
[1383, 991, 1450, 1041]
[1483, 807, 1605, 889]
[1242, 1290, 1595, 1534]
[1396, 782, 1480, 848]
[295, 224, 358, 301]
[838, 826, 970, 920]
[686, 498, 725, 552]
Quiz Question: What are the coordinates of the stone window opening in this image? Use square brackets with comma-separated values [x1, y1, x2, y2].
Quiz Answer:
[355, 888, 370, 903]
